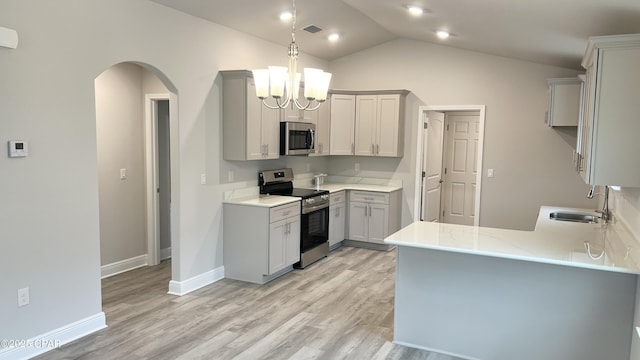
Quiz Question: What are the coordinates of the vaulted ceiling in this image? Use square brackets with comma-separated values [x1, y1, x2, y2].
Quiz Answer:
[151, 0, 640, 70]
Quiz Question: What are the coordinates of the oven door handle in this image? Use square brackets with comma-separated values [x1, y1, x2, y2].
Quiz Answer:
[301, 202, 329, 214]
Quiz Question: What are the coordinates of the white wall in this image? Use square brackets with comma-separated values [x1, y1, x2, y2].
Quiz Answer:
[0, 0, 328, 345]
[327, 39, 596, 230]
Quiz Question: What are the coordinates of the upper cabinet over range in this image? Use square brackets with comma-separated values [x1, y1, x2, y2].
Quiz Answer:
[577, 34, 640, 187]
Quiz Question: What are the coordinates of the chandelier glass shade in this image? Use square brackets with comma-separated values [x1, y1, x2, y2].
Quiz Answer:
[252, 0, 332, 111]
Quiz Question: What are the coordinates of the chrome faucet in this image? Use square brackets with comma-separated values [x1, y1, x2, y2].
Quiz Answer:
[587, 185, 610, 224]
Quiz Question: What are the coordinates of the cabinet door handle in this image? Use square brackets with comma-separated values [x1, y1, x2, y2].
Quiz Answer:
[352, 143, 355, 154]
[371, 144, 375, 155]
[376, 144, 379, 155]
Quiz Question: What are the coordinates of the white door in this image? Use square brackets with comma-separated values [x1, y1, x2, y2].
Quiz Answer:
[422, 111, 445, 222]
[442, 113, 480, 225]
[156, 100, 171, 260]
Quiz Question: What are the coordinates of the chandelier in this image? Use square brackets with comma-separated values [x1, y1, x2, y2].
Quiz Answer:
[252, 0, 332, 111]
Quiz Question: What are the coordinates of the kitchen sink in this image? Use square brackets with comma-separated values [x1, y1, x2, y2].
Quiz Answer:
[549, 211, 599, 224]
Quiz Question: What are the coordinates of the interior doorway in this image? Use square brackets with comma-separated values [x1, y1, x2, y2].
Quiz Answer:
[145, 95, 173, 265]
[95, 62, 178, 284]
[414, 106, 486, 226]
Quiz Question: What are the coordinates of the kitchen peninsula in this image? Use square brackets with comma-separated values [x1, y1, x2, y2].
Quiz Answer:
[385, 207, 640, 360]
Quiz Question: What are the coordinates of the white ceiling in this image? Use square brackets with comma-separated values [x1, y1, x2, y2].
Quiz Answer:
[151, 0, 640, 70]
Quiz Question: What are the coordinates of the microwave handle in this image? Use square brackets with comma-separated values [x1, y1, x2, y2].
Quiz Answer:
[309, 129, 315, 150]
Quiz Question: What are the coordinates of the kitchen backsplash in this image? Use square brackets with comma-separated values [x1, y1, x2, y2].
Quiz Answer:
[611, 187, 640, 244]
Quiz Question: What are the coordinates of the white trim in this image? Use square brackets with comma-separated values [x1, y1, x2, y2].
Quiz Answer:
[414, 105, 486, 226]
[0, 313, 106, 360]
[100, 254, 147, 279]
[168, 266, 225, 296]
[160, 246, 172, 261]
[393, 340, 480, 360]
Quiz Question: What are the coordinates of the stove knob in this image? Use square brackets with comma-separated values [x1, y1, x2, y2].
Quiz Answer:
[306, 198, 315, 205]
[322, 194, 329, 201]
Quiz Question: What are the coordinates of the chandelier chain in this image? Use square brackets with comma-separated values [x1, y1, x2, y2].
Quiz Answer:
[291, 0, 297, 44]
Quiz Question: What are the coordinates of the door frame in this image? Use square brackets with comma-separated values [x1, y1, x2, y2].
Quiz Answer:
[413, 105, 486, 226]
[144, 93, 173, 266]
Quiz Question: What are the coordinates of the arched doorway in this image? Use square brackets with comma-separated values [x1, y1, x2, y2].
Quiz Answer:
[94, 61, 178, 292]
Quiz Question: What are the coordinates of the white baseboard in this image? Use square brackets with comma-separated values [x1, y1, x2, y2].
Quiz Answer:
[168, 266, 224, 296]
[160, 247, 172, 261]
[393, 340, 479, 360]
[101, 254, 147, 279]
[0, 312, 106, 360]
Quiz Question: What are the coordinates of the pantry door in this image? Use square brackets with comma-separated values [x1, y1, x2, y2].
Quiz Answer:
[441, 113, 480, 225]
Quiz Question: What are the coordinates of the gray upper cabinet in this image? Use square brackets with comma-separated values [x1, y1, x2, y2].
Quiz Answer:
[329, 93, 357, 155]
[546, 77, 581, 127]
[577, 34, 640, 186]
[221, 70, 279, 161]
[331, 90, 408, 158]
[355, 93, 407, 157]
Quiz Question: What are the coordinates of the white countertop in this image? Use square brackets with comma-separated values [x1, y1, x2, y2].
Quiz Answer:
[385, 206, 640, 274]
[224, 182, 402, 208]
[314, 183, 402, 193]
[223, 195, 300, 208]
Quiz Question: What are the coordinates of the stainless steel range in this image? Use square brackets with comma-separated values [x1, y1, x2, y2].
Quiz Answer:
[259, 168, 329, 268]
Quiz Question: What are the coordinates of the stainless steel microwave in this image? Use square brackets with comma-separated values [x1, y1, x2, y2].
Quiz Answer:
[280, 121, 315, 156]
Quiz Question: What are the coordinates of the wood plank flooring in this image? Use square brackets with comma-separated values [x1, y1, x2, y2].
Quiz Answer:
[35, 246, 463, 360]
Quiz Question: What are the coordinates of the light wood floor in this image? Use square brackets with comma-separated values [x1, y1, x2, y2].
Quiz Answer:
[35, 246, 462, 360]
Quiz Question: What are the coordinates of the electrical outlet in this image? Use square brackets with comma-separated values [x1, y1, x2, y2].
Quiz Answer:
[228, 171, 234, 182]
[355, 163, 360, 171]
[18, 287, 29, 307]
[119, 168, 127, 180]
[487, 169, 494, 178]
[200, 173, 206, 185]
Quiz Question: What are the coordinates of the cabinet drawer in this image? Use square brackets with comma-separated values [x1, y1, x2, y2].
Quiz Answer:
[349, 191, 389, 204]
[330, 191, 345, 205]
[270, 202, 300, 223]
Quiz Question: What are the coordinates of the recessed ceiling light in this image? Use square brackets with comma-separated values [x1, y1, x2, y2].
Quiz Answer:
[279, 11, 292, 21]
[407, 5, 424, 16]
[436, 30, 450, 40]
[328, 33, 340, 42]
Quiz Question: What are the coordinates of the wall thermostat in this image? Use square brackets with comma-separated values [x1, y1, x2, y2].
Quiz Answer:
[8, 140, 28, 158]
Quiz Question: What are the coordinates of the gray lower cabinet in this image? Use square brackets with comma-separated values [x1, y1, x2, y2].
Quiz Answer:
[346, 190, 401, 249]
[224, 201, 300, 284]
[328, 191, 346, 249]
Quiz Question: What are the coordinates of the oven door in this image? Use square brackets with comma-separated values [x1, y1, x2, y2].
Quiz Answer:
[300, 206, 329, 252]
